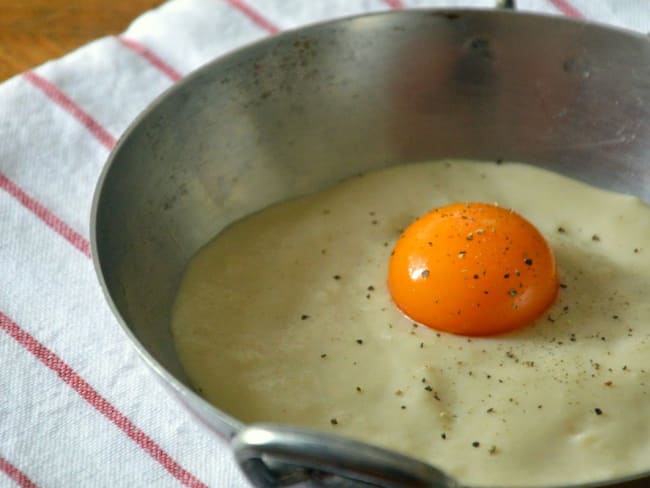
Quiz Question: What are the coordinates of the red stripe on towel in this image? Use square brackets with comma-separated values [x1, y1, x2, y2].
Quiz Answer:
[0, 171, 91, 258]
[118, 37, 183, 82]
[23, 71, 117, 150]
[0, 311, 208, 488]
[548, 0, 584, 18]
[384, 0, 405, 9]
[0, 457, 38, 488]
[224, 0, 280, 34]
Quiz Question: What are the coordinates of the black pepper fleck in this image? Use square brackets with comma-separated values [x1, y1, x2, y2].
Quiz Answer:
[356, 339, 364, 345]
[301, 314, 310, 320]
[472, 441, 480, 448]
[524, 258, 533, 266]
[592, 234, 600, 242]
[333, 275, 341, 280]
[594, 408, 603, 415]
[330, 418, 338, 425]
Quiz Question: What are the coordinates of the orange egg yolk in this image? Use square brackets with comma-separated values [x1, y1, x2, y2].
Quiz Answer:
[388, 202, 559, 336]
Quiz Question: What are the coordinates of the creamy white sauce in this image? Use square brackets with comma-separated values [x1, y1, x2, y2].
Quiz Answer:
[172, 160, 650, 487]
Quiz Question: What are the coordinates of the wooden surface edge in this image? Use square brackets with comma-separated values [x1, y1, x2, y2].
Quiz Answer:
[0, 0, 166, 82]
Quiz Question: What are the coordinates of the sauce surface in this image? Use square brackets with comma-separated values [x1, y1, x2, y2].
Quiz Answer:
[172, 160, 650, 487]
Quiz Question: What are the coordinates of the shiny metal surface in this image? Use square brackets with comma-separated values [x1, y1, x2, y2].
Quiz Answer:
[92, 9, 650, 488]
[233, 424, 457, 487]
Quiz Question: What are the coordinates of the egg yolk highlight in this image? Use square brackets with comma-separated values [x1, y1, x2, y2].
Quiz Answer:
[388, 202, 559, 336]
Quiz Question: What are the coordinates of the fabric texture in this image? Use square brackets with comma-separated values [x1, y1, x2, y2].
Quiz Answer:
[0, 1, 647, 487]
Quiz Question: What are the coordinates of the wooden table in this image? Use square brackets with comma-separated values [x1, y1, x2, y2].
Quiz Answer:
[0, 0, 166, 82]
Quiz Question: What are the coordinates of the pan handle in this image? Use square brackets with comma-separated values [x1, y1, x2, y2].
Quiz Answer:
[232, 424, 460, 488]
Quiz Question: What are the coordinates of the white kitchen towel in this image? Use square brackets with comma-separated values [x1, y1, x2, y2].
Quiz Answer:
[0, 1, 647, 487]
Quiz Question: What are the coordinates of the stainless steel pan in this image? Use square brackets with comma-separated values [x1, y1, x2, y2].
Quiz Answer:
[92, 9, 650, 487]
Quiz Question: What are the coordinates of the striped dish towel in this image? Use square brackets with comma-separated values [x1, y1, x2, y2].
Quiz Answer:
[0, 1, 647, 487]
